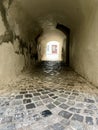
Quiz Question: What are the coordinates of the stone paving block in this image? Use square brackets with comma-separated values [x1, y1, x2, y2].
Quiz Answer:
[29, 91, 34, 93]
[33, 114, 42, 121]
[53, 101, 61, 106]
[23, 99, 31, 104]
[71, 114, 84, 122]
[0, 107, 6, 116]
[58, 110, 72, 119]
[32, 96, 40, 101]
[14, 113, 24, 122]
[49, 93, 55, 97]
[6, 123, 16, 130]
[65, 91, 71, 95]
[57, 98, 66, 102]
[33, 93, 41, 96]
[51, 89, 57, 92]
[15, 105, 25, 113]
[84, 109, 94, 116]
[37, 89, 44, 92]
[51, 123, 65, 130]
[41, 91, 50, 94]
[46, 103, 56, 109]
[59, 90, 64, 93]
[60, 119, 70, 126]
[41, 110, 52, 117]
[0, 124, 16, 130]
[59, 94, 68, 98]
[40, 95, 49, 99]
[84, 98, 95, 103]
[68, 96, 76, 100]
[86, 116, 94, 125]
[26, 103, 36, 109]
[76, 103, 85, 108]
[43, 98, 53, 104]
[52, 96, 58, 99]
[59, 103, 69, 110]
[5, 107, 15, 116]
[27, 109, 34, 116]
[25, 94, 32, 98]
[66, 100, 75, 106]
[70, 120, 84, 130]
[35, 101, 43, 106]
[16, 95, 23, 99]
[1, 100, 10, 107]
[20, 91, 27, 94]
[72, 92, 79, 96]
[87, 104, 97, 110]
[11, 100, 23, 106]
[69, 107, 81, 113]
[1, 116, 13, 124]
[76, 96, 84, 102]
[29, 90, 36, 93]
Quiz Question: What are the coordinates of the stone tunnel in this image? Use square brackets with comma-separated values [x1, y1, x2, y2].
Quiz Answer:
[0, 0, 98, 130]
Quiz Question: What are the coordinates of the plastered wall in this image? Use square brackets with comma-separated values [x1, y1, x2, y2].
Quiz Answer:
[0, 42, 25, 80]
[0, 12, 25, 81]
[70, 6, 98, 86]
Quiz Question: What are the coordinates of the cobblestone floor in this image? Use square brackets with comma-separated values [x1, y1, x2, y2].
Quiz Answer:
[0, 65, 98, 130]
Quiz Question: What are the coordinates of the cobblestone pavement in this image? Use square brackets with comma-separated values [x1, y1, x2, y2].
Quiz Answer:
[0, 65, 98, 130]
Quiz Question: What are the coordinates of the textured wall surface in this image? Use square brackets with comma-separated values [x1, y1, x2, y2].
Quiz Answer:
[0, 13, 6, 35]
[0, 9, 25, 81]
[0, 42, 25, 80]
[70, 6, 98, 86]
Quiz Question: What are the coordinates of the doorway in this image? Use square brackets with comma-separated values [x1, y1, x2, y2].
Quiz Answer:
[56, 23, 70, 66]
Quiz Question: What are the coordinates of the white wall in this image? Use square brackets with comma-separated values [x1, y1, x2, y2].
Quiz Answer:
[70, 6, 98, 86]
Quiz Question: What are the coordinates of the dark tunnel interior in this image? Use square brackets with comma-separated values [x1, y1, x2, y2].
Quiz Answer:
[0, 0, 98, 129]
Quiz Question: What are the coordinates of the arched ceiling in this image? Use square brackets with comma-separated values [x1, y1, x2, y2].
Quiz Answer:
[6, 0, 98, 42]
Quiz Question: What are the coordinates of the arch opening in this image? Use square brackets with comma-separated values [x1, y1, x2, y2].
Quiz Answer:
[37, 28, 67, 63]
[46, 41, 60, 61]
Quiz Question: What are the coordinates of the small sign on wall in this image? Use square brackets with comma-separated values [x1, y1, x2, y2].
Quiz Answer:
[46, 41, 59, 60]
[52, 45, 57, 54]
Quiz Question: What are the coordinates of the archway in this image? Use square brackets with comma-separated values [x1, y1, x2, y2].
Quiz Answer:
[37, 28, 67, 62]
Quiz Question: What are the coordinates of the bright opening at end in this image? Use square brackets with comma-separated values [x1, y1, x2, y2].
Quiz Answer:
[46, 41, 60, 61]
